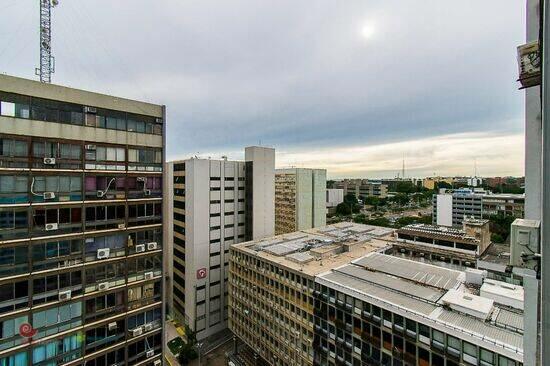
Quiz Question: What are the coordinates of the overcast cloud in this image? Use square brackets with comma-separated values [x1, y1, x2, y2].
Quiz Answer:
[0, 1, 525, 178]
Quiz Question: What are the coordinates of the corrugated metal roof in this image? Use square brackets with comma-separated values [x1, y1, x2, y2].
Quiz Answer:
[495, 308, 524, 332]
[321, 271, 438, 316]
[436, 309, 523, 351]
[334, 265, 444, 303]
[355, 253, 462, 290]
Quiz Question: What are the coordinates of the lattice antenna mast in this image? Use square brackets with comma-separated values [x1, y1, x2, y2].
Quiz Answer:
[36, 0, 58, 83]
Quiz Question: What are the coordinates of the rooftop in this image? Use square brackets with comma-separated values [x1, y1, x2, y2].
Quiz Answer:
[317, 252, 524, 361]
[231, 222, 394, 276]
[397, 224, 481, 244]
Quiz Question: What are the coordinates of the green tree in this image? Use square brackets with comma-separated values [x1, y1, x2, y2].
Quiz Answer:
[365, 217, 392, 227]
[327, 180, 335, 189]
[335, 202, 352, 216]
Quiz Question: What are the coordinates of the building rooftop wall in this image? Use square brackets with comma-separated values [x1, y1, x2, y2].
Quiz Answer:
[0, 73, 163, 116]
[316, 253, 524, 361]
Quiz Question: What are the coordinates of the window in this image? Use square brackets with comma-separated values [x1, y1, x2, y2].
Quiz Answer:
[0, 92, 30, 118]
[0, 175, 28, 204]
[0, 138, 27, 157]
[32, 176, 82, 201]
[463, 341, 478, 365]
[0, 208, 28, 240]
[480, 349, 494, 365]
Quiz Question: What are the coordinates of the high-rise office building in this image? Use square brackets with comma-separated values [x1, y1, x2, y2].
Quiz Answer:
[228, 223, 524, 366]
[166, 146, 274, 341]
[0, 74, 165, 366]
[275, 168, 326, 235]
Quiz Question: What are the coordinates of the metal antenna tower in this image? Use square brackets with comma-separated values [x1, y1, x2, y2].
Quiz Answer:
[35, 0, 58, 83]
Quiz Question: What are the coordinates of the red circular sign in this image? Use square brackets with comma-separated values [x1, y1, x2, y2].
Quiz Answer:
[19, 323, 37, 338]
[196, 268, 207, 279]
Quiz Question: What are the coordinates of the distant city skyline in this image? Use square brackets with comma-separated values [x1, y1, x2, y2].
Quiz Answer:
[0, 1, 525, 177]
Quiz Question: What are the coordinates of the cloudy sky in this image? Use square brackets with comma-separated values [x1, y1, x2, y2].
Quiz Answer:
[0, 1, 525, 178]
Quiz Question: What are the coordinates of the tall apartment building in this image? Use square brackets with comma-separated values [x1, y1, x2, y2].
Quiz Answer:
[433, 189, 525, 227]
[275, 168, 326, 235]
[334, 179, 388, 199]
[166, 146, 274, 341]
[228, 223, 523, 366]
[0, 75, 165, 366]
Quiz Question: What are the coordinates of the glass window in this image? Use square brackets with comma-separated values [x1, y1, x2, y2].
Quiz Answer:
[480, 349, 494, 365]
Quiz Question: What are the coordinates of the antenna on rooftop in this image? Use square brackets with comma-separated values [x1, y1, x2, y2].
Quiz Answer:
[36, 0, 58, 83]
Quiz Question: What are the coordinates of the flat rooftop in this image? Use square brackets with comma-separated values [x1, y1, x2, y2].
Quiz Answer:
[317, 252, 524, 361]
[231, 222, 394, 276]
[397, 224, 481, 244]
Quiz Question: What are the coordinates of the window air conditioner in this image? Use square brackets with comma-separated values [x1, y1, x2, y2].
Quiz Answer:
[45, 223, 58, 231]
[144, 271, 154, 280]
[96, 190, 106, 198]
[59, 290, 71, 301]
[154, 360, 162, 366]
[85, 144, 97, 150]
[132, 327, 143, 337]
[144, 189, 152, 196]
[97, 248, 110, 259]
[98, 282, 110, 291]
[147, 242, 158, 251]
[135, 244, 146, 253]
[108, 322, 118, 331]
[43, 157, 56, 165]
[143, 323, 154, 332]
[83, 106, 97, 114]
[118, 223, 126, 229]
[146, 350, 155, 358]
[42, 192, 56, 200]
[155, 117, 162, 123]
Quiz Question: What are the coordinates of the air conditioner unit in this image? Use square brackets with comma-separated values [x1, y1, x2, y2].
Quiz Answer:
[118, 223, 126, 229]
[97, 248, 110, 259]
[137, 177, 146, 182]
[43, 192, 56, 200]
[154, 360, 162, 366]
[146, 350, 155, 358]
[131, 327, 143, 337]
[144, 271, 154, 280]
[83, 106, 97, 114]
[45, 223, 58, 231]
[43, 157, 56, 165]
[144, 189, 152, 196]
[155, 117, 162, 123]
[135, 244, 146, 253]
[517, 41, 541, 89]
[59, 289, 71, 301]
[147, 242, 158, 251]
[143, 323, 154, 332]
[85, 144, 97, 150]
[98, 282, 110, 291]
[96, 190, 106, 198]
[108, 322, 118, 331]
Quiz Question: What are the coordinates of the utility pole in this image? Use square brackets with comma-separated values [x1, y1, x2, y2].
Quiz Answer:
[36, 0, 58, 83]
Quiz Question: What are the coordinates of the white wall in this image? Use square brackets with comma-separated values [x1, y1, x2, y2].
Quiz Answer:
[436, 194, 453, 227]
[245, 146, 275, 239]
[326, 189, 344, 207]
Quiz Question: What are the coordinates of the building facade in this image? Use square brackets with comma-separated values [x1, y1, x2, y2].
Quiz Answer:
[433, 189, 484, 227]
[314, 253, 523, 366]
[228, 223, 523, 366]
[0, 74, 165, 366]
[228, 223, 393, 366]
[167, 146, 275, 341]
[334, 179, 388, 199]
[275, 168, 326, 235]
[433, 189, 525, 227]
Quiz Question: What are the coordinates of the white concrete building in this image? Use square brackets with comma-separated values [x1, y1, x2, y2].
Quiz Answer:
[166, 146, 275, 341]
[275, 168, 326, 235]
[326, 188, 344, 208]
